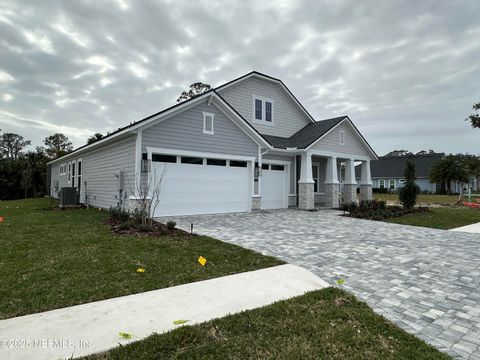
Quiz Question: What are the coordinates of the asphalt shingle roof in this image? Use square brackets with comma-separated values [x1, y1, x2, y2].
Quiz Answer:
[355, 153, 445, 178]
[263, 116, 346, 149]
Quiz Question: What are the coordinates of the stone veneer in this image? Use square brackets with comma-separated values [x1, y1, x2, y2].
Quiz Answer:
[324, 183, 340, 208]
[298, 182, 314, 210]
[252, 196, 262, 210]
[343, 184, 357, 204]
[360, 184, 373, 201]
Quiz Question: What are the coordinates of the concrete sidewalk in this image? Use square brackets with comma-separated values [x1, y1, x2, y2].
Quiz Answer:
[0, 264, 329, 360]
[450, 221, 480, 234]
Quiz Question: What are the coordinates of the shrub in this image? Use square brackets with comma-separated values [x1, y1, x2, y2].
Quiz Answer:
[399, 160, 418, 209]
[109, 206, 130, 222]
[118, 220, 136, 231]
[166, 221, 176, 230]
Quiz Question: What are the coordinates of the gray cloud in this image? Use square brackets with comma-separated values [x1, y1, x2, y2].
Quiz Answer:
[0, 0, 479, 155]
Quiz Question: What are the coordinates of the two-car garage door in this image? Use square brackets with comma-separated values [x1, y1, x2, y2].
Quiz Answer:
[151, 154, 252, 217]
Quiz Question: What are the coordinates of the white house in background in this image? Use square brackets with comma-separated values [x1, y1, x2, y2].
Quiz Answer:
[47, 71, 377, 217]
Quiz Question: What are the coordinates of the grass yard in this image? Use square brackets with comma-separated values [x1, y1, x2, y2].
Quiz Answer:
[373, 193, 459, 206]
[0, 198, 282, 319]
[386, 207, 480, 230]
[83, 288, 449, 360]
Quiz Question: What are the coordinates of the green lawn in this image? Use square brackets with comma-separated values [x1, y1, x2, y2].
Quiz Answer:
[386, 207, 480, 230]
[373, 193, 459, 206]
[83, 288, 449, 360]
[0, 198, 282, 319]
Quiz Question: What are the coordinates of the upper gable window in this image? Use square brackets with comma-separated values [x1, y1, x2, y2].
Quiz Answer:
[202, 112, 214, 135]
[339, 129, 346, 145]
[252, 95, 274, 125]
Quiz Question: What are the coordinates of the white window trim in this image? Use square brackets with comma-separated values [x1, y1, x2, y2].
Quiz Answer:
[251, 95, 275, 126]
[339, 129, 346, 145]
[389, 179, 396, 190]
[379, 179, 385, 188]
[202, 111, 215, 135]
[77, 158, 82, 188]
[68, 162, 72, 184]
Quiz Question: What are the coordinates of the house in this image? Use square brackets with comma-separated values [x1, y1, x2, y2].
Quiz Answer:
[354, 153, 444, 193]
[47, 71, 377, 217]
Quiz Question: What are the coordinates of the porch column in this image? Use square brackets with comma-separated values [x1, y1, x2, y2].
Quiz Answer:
[298, 151, 314, 210]
[344, 159, 357, 204]
[360, 160, 373, 201]
[324, 156, 340, 208]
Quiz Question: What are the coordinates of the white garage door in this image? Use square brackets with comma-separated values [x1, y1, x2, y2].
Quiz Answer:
[262, 164, 288, 209]
[151, 154, 252, 217]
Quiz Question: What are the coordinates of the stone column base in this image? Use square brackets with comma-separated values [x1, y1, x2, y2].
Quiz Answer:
[298, 182, 314, 210]
[343, 184, 357, 204]
[252, 196, 262, 210]
[360, 184, 373, 201]
[325, 183, 340, 208]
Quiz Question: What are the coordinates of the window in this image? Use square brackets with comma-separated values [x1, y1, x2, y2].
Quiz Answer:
[68, 163, 71, 183]
[262, 163, 269, 170]
[265, 101, 272, 122]
[77, 160, 82, 192]
[152, 154, 177, 163]
[271, 164, 284, 171]
[340, 129, 345, 145]
[313, 165, 319, 193]
[230, 160, 247, 167]
[379, 179, 385, 189]
[255, 99, 262, 120]
[207, 158, 226, 166]
[181, 156, 203, 165]
[71, 162, 76, 187]
[253, 96, 274, 124]
[202, 112, 214, 135]
[389, 179, 396, 190]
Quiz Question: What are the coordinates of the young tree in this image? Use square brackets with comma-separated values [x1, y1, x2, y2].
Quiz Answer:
[44, 133, 73, 159]
[0, 132, 31, 160]
[429, 155, 470, 194]
[177, 82, 211, 102]
[399, 160, 419, 209]
[466, 102, 480, 128]
[87, 133, 104, 145]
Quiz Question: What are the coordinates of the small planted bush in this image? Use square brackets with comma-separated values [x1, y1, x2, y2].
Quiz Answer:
[166, 221, 176, 230]
[342, 197, 428, 221]
[109, 206, 130, 223]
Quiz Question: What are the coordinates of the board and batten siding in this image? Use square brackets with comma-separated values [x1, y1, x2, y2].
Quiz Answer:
[218, 77, 311, 138]
[82, 136, 136, 209]
[142, 100, 258, 157]
[311, 122, 372, 159]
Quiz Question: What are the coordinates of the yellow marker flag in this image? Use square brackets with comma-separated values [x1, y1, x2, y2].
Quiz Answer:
[136, 268, 145, 273]
[198, 256, 207, 266]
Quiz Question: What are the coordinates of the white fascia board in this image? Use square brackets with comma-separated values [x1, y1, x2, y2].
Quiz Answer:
[216, 73, 315, 124]
[145, 146, 256, 162]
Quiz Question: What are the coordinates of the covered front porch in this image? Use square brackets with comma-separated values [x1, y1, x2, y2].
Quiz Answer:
[297, 150, 373, 209]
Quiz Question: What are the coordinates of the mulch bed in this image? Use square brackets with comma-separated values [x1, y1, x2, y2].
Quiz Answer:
[106, 218, 191, 237]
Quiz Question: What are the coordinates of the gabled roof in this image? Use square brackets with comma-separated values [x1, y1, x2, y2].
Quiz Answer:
[215, 71, 316, 124]
[355, 153, 445, 178]
[263, 116, 346, 149]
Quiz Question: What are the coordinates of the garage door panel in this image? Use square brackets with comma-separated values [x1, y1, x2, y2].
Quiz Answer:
[152, 161, 251, 217]
[262, 168, 287, 210]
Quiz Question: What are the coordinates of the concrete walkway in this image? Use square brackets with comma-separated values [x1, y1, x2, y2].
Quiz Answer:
[166, 209, 480, 359]
[0, 264, 328, 360]
[451, 222, 480, 234]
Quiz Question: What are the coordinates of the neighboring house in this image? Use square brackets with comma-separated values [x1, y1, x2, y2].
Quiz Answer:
[47, 71, 377, 216]
[354, 153, 444, 193]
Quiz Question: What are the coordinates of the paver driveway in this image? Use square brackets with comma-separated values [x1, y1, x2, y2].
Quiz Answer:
[165, 209, 480, 359]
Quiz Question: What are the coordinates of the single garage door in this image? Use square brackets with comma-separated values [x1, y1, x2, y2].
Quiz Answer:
[151, 154, 252, 217]
[262, 164, 288, 209]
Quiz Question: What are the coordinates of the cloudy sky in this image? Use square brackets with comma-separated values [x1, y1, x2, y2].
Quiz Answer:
[0, 0, 479, 155]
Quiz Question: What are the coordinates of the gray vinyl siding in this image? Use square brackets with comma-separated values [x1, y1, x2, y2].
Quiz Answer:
[311, 122, 372, 158]
[142, 100, 258, 157]
[82, 136, 136, 209]
[263, 153, 295, 193]
[218, 77, 311, 138]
